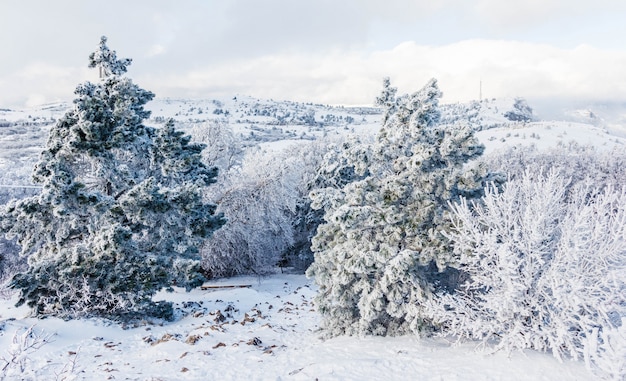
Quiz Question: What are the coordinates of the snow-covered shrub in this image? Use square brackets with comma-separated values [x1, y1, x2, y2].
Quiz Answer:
[279, 138, 346, 271]
[307, 78, 489, 337]
[0, 37, 224, 320]
[0, 325, 54, 380]
[482, 143, 626, 192]
[187, 119, 244, 171]
[430, 170, 626, 379]
[189, 120, 336, 276]
[587, 320, 626, 380]
[201, 147, 301, 277]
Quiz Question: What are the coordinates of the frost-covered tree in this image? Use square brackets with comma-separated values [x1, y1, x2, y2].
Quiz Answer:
[187, 120, 244, 171]
[430, 170, 626, 379]
[307, 78, 489, 337]
[283, 136, 373, 270]
[201, 147, 300, 277]
[503, 97, 534, 122]
[0, 36, 224, 320]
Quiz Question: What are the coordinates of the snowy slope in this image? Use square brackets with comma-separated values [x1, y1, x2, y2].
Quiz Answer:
[476, 121, 626, 155]
[4, 95, 623, 170]
[0, 96, 381, 169]
[0, 274, 595, 381]
[145, 96, 382, 145]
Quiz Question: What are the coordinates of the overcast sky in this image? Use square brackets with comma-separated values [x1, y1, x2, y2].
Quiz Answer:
[1, 0, 625, 110]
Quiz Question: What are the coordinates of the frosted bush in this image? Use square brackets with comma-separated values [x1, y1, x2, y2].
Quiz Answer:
[280, 138, 345, 270]
[587, 320, 626, 380]
[187, 120, 244, 171]
[194, 124, 337, 276]
[0, 326, 54, 380]
[482, 144, 626, 192]
[201, 147, 300, 277]
[430, 170, 626, 379]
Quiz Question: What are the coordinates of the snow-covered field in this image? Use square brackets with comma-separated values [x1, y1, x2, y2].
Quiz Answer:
[0, 274, 595, 381]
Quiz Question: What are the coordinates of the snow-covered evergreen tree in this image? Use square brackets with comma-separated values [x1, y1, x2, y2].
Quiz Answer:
[429, 170, 626, 379]
[503, 97, 534, 122]
[0, 37, 224, 320]
[307, 78, 488, 337]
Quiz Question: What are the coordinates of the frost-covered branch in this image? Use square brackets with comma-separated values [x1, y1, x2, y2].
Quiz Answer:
[0, 325, 55, 380]
[429, 170, 626, 380]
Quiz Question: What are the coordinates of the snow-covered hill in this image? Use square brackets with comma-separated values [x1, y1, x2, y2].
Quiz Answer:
[0, 96, 381, 170]
[2, 95, 625, 166]
[477, 121, 625, 155]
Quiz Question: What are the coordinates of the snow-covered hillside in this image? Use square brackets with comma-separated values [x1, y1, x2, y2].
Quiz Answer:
[3, 95, 625, 169]
[0, 96, 380, 172]
[477, 121, 625, 154]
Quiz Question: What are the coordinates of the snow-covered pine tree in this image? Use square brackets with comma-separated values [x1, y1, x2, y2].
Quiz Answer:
[307, 78, 488, 337]
[503, 97, 534, 122]
[0, 36, 224, 320]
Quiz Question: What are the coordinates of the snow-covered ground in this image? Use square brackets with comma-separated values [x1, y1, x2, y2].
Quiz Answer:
[0, 274, 595, 381]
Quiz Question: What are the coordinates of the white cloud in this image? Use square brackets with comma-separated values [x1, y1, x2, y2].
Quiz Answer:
[140, 40, 626, 106]
[0, 63, 94, 108]
[2, 0, 626, 109]
[8, 0, 619, 82]
[147, 44, 167, 57]
[469, 0, 626, 31]
[2, 40, 625, 109]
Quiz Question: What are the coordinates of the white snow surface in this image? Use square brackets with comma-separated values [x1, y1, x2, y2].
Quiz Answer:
[0, 274, 595, 380]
